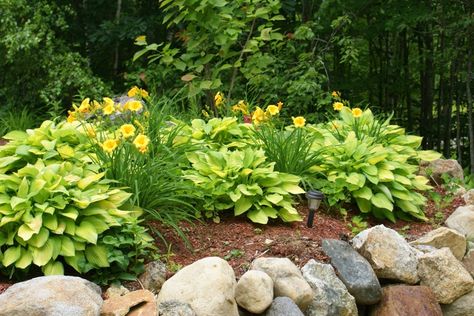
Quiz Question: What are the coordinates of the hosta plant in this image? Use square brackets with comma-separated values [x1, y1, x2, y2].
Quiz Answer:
[182, 148, 304, 224]
[0, 121, 153, 278]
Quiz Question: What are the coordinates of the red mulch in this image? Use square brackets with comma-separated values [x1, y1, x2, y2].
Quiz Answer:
[149, 186, 465, 278]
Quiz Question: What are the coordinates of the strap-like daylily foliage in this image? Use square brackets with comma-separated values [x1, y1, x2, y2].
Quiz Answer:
[0, 121, 150, 276]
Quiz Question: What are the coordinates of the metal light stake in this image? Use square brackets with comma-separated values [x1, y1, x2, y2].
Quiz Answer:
[305, 190, 324, 228]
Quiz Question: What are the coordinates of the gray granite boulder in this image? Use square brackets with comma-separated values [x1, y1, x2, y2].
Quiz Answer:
[302, 259, 357, 316]
[235, 270, 273, 314]
[441, 289, 474, 316]
[463, 189, 474, 205]
[421, 159, 464, 184]
[462, 249, 474, 277]
[352, 225, 419, 284]
[156, 257, 239, 316]
[418, 247, 474, 304]
[322, 239, 382, 305]
[138, 260, 167, 294]
[264, 297, 304, 316]
[410, 227, 466, 260]
[158, 300, 196, 316]
[446, 205, 474, 241]
[0, 275, 102, 316]
[250, 257, 313, 311]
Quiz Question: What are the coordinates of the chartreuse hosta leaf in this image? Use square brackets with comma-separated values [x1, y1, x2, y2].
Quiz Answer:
[0, 120, 151, 278]
[183, 148, 303, 224]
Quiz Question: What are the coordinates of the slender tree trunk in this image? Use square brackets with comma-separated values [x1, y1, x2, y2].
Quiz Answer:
[113, 0, 122, 76]
[402, 30, 413, 131]
[467, 45, 474, 173]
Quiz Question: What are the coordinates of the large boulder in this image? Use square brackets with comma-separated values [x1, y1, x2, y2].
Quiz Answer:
[156, 257, 238, 316]
[421, 159, 464, 184]
[352, 225, 419, 284]
[235, 270, 273, 314]
[445, 205, 474, 241]
[462, 249, 474, 277]
[264, 297, 304, 316]
[250, 257, 313, 311]
[418, 248, 474, 304]
[138, 261, 167, 294]
[302, 259, 357, 316]
[0, 275, 102, 316]
[101, 289, 156, 316]
[322, 239, 381, 305]
[369, 285, 442, 316]
[441, 289, 474, 316]
[410, 227, 466, 260]
[158, 300, 196, 316]
[463, 189, 474, 205]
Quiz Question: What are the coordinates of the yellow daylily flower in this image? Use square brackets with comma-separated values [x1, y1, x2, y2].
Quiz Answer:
[352, 108, 363, 118]
[103, 102, 115, 115]
[277, 101, 283, 110]
[67, 111, 76, 123]
[120, 124, 136, 138]
[78, 98, 90, 113]
[266, 105, 279, 116]
[333, 102, 344, 111]
[128, 86, 140, 97]
[133, 134, 150, 150]
[102, 139, 118, 153]
[135, 35, 146, 42]
[214, 92, 224, 108]
[252, 107, 266, 124]
[126, 100, 143, 112]
[292, 116, 306, 128]
[332, 91, 340, 98]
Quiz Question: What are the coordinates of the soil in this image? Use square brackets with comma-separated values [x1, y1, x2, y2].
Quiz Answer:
[150, 186, 465, 278]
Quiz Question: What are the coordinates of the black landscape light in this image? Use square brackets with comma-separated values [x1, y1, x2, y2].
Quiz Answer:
[305, 190, 324, 228]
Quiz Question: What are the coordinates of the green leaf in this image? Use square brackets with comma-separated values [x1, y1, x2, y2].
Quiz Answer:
[17, 224, 36, 241]
[235, 197, 252, 216]
[353, 187, 373, 200]
[378, 169, 394, 182]
[85, 245, 110, 268]
[247, 209, 268, 224]
[266, 194, 283, 204]
[32, 239, 54, 266]
[356, 198, 372, 213]
[77, 172, 105, 190]
[59, 236, 75, 257]
[28, 227, 50, 248]
[2, 246, 22, 267]
[371, 193, 393, 211]
[280, 183, 305, 194]
[417, 150, 441, 161]
[75, 221, 98, 244]
[42, 261, 64, 275]
[377, 184, 394, 202]
[15, 248, 33, 269]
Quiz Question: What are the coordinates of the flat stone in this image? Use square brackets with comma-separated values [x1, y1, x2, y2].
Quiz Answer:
[158, 300, 196, 316]
[410, 227, 466, 260]
[369, 285, 442, 316]
[235, 270, 273, 314]
[138, 261, 167, 294]
[101, 289, 156, 316]
[250, 257, 313, 311]
[445, 206, 474, 241]
[462, 249, 474, 277]
[352, 225, 419, 284]
[302, 259, 357, 316]
[157, 257, 238, 316]
[418, 248, 474, 304]
[264, 297, 304, 316]
[0, 275, 102, 316]
[322, 239, 382, 305]
[441, 289, 474, 316]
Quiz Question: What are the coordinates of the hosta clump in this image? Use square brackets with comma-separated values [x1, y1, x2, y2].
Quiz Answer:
[309, 107, 440, 222]
[0, 121, 152, 277]
[182, 148, 304, 224]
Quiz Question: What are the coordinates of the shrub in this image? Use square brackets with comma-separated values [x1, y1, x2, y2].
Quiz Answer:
[0, 121, 153, 278]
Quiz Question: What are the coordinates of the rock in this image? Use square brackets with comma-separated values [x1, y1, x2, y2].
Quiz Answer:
[441, 289, 474, 316]
[418, 247, 474, 304]
[0, 275, 102, 316]
[250, 257, 313, 311]
[411, 244, 438, 255]
[352, 225, 419, 284]
[101, 289, 156, 316]
[322, 239, 382, 305]
[468, 241, 474, 250]
[421, 159, 464, 184]
[369, 285, 442, 316]
[104, 284, 130, 299]
[264, 297, 304, 316]
[445, 205, 474, 241]
[410, 227, 467, 260]
[301, 259, 357, 316]
[158, 300, 196, 316]
[463, 189, 474, 205]
[235, 270, 273, 314]
[156, 257, 238, 316]
[462, 249, 474, 277]
[138, 261, 167, 294]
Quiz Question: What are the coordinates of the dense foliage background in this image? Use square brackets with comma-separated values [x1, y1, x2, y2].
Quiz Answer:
[1, 0, 473, 171]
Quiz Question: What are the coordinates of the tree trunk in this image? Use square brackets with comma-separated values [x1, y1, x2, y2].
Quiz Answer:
[467, 45, 474, 173]
[113, 0, 122, 76]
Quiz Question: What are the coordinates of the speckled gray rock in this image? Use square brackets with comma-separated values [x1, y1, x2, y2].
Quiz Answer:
[235, 270, 273, 314]
[463, 189, 474, 205]
[421, 159, 464, 184]
[302, 259, 357, 316]
[156, 257, 238, 316]
[138, 260, 167, 294]
[418, 248, 474, 304]
[250, 257, 313, 311]
[264, 297, 304, 316]
[441, 289, 474, 316]
[446, 206, 474, 241]
[158, 300, 196, 316]
[322, 239, 381, 305]
[352, 225, 419, 284]
[462, 249, 474, 277]
[0, 275, 102, 316]
[410, 227, 466, 260]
